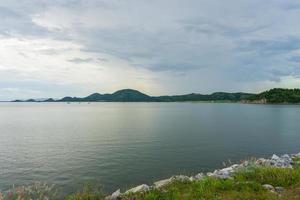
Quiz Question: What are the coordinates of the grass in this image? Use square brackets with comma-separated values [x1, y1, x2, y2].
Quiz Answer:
[294, 157, 300, 168]
[125, 174, 300, 200]
[66, 184, 104, 200]
[0, 182, 58, 200]
[120, 159, 300, 200]
[234, 167, 300, 187]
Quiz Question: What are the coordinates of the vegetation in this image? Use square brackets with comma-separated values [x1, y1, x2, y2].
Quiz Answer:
[13, 88, 300, 103]
[246, 88, 300, 103]
[56, 89, 254, 102]
[67, 184, 104, 200]
[154, 92, 253, 102]
[72, 156, 300, 200]
[0, 182, 58, 200]
[13, 89, 254, 102]
[1, 158, 300, 199]
[122, 161, 300, 200]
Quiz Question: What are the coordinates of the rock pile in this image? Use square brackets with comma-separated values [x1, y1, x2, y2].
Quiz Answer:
[255, 154, 293, 168]
[105, 152, 300, 199]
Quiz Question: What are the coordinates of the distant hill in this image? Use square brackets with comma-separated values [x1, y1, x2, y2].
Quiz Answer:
[12, 88, 255, 102]
[14, 88, 300, 103]
[57, 89, 153, 102]
[154, 92, 254, 102]
[109, 89, 151, 101]
[244, 88, 300, 104]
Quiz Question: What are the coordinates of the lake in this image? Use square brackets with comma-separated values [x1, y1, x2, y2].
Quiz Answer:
[0, 102, 300, 196]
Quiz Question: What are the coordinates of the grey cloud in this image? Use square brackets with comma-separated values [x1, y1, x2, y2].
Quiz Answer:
[288, 56, 300, 63]
[97, 58, 109, 62]
[0, 5, 49, 37]
[68, 57, 94, 63]
[178, 18, 268, 38]
[238, 37, 300, 56]
[1, 0, 300, 96]
[0, 6, 21, 18]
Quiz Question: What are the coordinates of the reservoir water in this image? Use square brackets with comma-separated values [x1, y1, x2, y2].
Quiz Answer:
[0, 102, 300, 196]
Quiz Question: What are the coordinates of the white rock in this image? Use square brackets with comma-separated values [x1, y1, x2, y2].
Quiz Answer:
[207, 172, 214, 177]
[275, 187, 284, 193]
[154, 178, 173, 189]
[212, 171, 232, 179]
[172, 175, 190, 182]
[230, 164, 240, 169]
[281, 154, 290, 159]
[125, 184, 149, 194]
[271, 154, 293, 168]
[208, 164, 240, 179]
[263, 184, 275, 191]
[111, 189, 121, 200]
[271, 154, 280, 160]
[256, 158, 268, 166]
[193, 173, 205, 181]
[240, 160, 251, 167]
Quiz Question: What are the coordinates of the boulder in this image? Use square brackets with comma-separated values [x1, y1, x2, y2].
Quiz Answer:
[207, 172, 214, 177]
[271, 154, 280, 160]
[275, 187, 284, 193]
[193, 173, 205, 181]
[256, 158, 270, 166]
[154, 175, 191, 189]
[125, 184, 149, 194]
[111, 189, 121, 200]
[172, 175, 190, 182]
[154, 178, 173, 189]
[211, 170, 232, 179]
[240, 160, 253, 168]
[208, 164, 240, 179]
[263, 184, 275, 191]
[269, 154, 293, 168]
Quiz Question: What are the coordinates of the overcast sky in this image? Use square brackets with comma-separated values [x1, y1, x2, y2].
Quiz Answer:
[0, 0, 300, 100]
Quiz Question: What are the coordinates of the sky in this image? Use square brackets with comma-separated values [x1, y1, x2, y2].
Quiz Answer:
[0, 0, 300, 100]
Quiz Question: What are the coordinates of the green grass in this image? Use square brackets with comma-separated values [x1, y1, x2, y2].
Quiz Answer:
[66, 184, 104, 200]
[234, 167, 300, 187]
[120, 164, 300, 200]
[293, 157, 300, 168]
[64, 163, 300, 200]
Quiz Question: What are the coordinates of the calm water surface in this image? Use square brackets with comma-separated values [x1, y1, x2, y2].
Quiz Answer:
[0, 103, 300, 195]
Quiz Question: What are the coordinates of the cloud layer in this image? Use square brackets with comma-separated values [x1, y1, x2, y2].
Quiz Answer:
[0, 0, 300, 100]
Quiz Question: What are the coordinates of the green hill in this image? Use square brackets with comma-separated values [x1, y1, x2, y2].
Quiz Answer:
[12, 88, 300, 103]
[246, 88, 300, 103]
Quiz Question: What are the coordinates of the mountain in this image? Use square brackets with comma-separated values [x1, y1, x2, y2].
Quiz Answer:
[31, 89, 253, 102]
[109, 89, 152, 102]
[25, 99, 36, 102]
[11, 89, 255, 102]
[244, 88, 300, 104]
[12, 98, 56, 102]
[14, 88, 300, 103]
[58, 96, 81, 102]
[83, 93, 104, 101]
[44, 98, 55, 102]
[154, 92, 254, 102]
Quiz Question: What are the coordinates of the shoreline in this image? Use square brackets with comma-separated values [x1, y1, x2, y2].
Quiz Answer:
[1, 152, 300, 199]
[105, 152, 300, 200]
[3, 101, 300, 105]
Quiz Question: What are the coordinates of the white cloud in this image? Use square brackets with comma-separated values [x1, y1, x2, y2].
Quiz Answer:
[1, 0, 300, 100]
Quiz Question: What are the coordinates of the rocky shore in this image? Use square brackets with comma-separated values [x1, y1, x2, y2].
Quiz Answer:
[106, 152, 300, 200]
